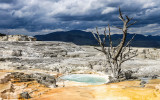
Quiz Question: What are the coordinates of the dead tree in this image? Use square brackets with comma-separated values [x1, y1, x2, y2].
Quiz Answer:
[92, 7, 138, 80]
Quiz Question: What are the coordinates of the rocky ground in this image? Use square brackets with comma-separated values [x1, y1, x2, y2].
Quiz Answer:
[33, 79, 160, 100]
[0, 41, 160, 76]
[0, 41, 160, 99]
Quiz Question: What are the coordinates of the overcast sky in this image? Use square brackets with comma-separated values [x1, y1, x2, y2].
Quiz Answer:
[0, 0, 160, 36]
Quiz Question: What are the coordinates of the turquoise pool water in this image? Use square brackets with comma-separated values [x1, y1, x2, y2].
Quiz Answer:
[60, 74, 108, 85]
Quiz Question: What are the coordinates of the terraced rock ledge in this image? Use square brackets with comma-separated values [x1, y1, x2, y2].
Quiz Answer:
[0, 41, 160, 99]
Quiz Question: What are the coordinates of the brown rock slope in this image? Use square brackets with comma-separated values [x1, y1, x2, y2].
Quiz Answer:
[33, 80, 160, 100]
[1, 70, 160, 100]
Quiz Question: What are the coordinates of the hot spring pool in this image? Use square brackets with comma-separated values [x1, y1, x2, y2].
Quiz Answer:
[60, 74, 108, 85]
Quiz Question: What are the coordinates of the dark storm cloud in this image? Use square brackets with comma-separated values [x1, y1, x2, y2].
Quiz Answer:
[0, 0, 160, 35]
[0, 0, 16, 3]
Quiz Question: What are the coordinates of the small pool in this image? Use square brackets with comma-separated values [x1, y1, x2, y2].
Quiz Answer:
[60, 74, 108, 85]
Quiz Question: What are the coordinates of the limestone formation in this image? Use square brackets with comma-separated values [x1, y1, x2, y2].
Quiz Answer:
[138, 48, 160, 59]
[0, 41, 160, 99]
[11, 72, 57, 88]
[0, 72, 11, 84]
[0, 35, 36, 41]
[0, 41, 159, 78]
[0, 72, 14, 99]
[20, 92, 31, 99]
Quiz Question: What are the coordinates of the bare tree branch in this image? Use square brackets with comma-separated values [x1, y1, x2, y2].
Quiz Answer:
[103, 27, 107, 45]
[91, 31, 99, 42]
[94, 47, 103, 52]
[118, 7, 125, 22]
[96, 27, 102, 44]
[108, 24, 113, 48]
[126, 34, 136, 47]
[122, 34, 136, 53]
[125, 16, 133, 22]
[91, 7, 138, 79]
[121, 51, 138, 64]
[127, 21, 137, 28]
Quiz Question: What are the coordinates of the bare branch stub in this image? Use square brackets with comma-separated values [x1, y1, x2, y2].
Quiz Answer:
[91, 7, 138, 79]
